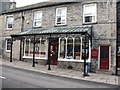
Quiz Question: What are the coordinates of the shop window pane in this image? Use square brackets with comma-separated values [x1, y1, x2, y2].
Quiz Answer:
[35, 41, 40, 57]
[29, 41, 33, 57]
[82, 42, 89, 60]
[41, 40, 46, 58]
[60, 38, 66, 59]
[74, 38, 81, 60]
[66, 38, 73, 59]
[25, 40, 29, 56]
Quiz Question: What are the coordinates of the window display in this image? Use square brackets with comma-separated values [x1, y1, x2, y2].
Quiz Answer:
[24, 39, 47, 59]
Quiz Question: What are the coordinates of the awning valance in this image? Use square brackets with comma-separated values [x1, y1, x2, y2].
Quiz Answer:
[11, 25, 92, 37]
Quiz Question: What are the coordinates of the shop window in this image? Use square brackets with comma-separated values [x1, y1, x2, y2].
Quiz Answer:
[58, 37, 91, 62]
[55, 7, 67, 25]
[66, 38, 73, 59]
[6, 39, 11, 52]
[40, 40, 47, 58]
[24, 39, 47, 59]
[82, 42, 89, 60]
[74, 38, 81, 60]
[25, 40, 29, 56]
[83, 3, 97, 23]
[33, 11, 42, 27]
[6, 16, 13, 29]
[59, 38, 66, 59]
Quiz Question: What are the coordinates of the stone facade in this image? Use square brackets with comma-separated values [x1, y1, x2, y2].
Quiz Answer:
[1, 1, 118, 74]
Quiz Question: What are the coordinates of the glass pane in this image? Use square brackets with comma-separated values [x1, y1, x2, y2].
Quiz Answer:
[25, 41, 29, 56]
[82, 42, 89, 60]
[35, 41, 40, 57]
[74, 38, 81, 60]
[34, 12, 42, 19]
[7, 17, 13, 23]
[29, 41, 33, 57]
[34, 21, 41, 27]
[66, 38, 73, 59]
[7, 17, 13, 29]
[85, 16, 92, 23]
[8, 24, 12, 28]
[40, 40, 46, 58]
[57, 16, 61, 24]
[84, 4, 96, 15]
[60, 38, 66, 59]
[61, 8, 66, 15]
[61, 16, 66, 24]
[7, 45, 11, 50]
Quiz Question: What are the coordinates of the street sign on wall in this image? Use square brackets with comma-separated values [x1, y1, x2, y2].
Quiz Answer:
[91, 48, 98, 59]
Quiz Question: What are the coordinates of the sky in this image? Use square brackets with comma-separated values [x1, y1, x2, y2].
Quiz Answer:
[10, 0, 49, 7]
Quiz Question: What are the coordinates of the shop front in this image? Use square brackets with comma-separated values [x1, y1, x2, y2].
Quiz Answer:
[10, 26, 92, 70]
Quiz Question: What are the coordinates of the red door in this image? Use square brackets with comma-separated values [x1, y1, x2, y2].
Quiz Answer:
[49, 43, 58, 65]
[100, 46, 109, 70]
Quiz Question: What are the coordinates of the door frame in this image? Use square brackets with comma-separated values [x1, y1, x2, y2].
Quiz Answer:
[98, 45, 111, 70]
[48, 38, 59, 65]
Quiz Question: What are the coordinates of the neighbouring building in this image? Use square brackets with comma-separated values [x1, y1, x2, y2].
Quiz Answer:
[1, 0, 120, 75]
[0, 0, 16, 57]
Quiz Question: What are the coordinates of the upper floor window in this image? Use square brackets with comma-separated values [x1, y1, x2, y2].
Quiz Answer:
[6, 38, 11, 52]
[33, 11, 42, 27]
[6, 16, 13, 29]
[83, 3, 97, 23]
[55, 7, 67, 25]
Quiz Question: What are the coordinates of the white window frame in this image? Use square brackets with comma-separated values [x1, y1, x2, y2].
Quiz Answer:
[5, 38, 11, 52]
[6, 16, 14, 30]
[58, 37, 91, 62]
[23, 38, 48, 60]
[33, 11, 42, 27]
[55, 7, 67, 25]
[83, 3, 97, 24]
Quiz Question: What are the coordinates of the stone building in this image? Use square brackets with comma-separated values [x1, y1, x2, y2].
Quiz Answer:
[1, 1, 120, 75]
[0, 0, 16, 57]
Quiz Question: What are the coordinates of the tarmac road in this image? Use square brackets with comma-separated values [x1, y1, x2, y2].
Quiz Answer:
[1, 65, 119, 89]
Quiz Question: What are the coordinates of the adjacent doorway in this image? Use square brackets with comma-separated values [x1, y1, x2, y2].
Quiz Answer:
[99, 46, 110, 70]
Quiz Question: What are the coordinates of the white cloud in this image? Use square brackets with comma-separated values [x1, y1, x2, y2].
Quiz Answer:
[10, 0, 49, 7]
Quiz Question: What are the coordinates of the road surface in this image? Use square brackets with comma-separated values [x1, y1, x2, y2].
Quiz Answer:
[1, 65, 119, 89]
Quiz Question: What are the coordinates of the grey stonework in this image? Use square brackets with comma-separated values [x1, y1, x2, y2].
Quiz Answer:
[0, 1, 118, 74]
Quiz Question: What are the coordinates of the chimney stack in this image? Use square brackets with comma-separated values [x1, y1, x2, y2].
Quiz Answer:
[10, 0, 16, 9]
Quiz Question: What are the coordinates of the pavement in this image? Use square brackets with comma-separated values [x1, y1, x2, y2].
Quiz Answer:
[0, 58, 120, 85]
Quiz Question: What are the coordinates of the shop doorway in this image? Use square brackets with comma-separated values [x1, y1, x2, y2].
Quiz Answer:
[99, 46, 110, 70]
[48, 38, 58, 65]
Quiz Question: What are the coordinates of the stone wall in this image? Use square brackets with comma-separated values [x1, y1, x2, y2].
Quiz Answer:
[1, 1, 117, 73]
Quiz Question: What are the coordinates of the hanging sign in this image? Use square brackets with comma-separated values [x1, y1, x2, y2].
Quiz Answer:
[91, 48, 98, 59]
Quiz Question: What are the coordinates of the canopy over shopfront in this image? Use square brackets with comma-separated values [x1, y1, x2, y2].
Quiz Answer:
[10, 25, 92, 68]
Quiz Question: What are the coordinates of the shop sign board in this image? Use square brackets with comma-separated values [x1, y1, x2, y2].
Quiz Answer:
[91, 48, 98, 59]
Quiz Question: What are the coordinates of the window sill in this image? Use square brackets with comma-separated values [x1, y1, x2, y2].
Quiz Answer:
[83, 22, 97, 25]
[5, 29, 13, 30]
[6, 50, 11, 53]
[32, 26, 42, 29]
[22, 56, 47, 60]
[54, 24, 67, 27]
[58, 59, 91, 63]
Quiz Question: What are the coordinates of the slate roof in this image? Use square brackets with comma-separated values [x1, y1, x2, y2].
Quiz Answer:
[11, 25, 92, 37]
[2, 2, 78, 14]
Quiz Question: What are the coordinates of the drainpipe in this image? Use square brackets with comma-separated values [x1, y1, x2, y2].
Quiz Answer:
[19, 11, 24, 61]
[32, 35, 36, 67]
[116, 2, 119, 75]
[10, 37, 13, 62]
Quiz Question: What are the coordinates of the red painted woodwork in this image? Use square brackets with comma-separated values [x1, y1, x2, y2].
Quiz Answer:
[91, 48, 98, 59]
[100, 46, 109, 70]
[49, 43, 58, 65]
